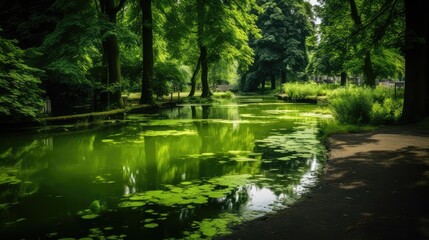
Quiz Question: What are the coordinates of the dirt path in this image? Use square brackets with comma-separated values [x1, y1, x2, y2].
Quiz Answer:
[220, 125, 429, 240]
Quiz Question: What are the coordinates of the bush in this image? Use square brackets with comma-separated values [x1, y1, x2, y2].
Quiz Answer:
[329, 86, 404, 125]
[282, 82, 330, 101]
[329, 87, 373, 124]
[371, 98, 403, 124]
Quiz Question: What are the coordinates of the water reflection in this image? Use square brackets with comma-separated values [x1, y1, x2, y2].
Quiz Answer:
[0, 98, 332, 239]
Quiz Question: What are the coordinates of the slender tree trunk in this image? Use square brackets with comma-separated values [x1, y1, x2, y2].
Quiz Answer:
[197, 0, 211, 98]
[347, 0, 376, 87]
[105, 34, 123, 107]
[200, 45, 211, 97]
[191, 106, 197, 119]
[188, 54, 201, 97]
[100, 41, 109, 109]
[340, 71, 347, 86]
[270, 73, 276, 90]
[363, 52, 376, 86]
[402, 0, 429, 121]
[140, 0, 155, 104]
[99, 0, 125, 109]
[281, 70, 287, 84]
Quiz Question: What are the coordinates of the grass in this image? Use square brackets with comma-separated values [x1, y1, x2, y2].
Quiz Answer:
[281, 82, 337, 102]
[328, 86, 403, 125]
[318, 121, 378, 143]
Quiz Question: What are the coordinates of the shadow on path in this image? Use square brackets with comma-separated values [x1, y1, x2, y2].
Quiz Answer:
[220, 125, 429, 240]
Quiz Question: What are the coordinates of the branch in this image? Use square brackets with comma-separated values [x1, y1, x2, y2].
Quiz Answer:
[115, 0, 126, 13]
[327, 0, 397, 48]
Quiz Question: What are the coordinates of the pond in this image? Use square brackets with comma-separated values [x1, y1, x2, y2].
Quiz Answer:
[0, 96, 332, 239]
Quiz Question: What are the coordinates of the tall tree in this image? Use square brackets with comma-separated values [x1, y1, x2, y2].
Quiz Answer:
[347, 0, 376, 86]
[402, 0, 429, 121]
[311, 0, 404, 85]
[179, 0, 260, 97]
[39, 0, 100, 115]
[242, 0, 314, 91]
[188, 54, 201, 97]
[98, 0, 126, 109]
[139, 0, 155, 104]
[196, 0, 210, 98]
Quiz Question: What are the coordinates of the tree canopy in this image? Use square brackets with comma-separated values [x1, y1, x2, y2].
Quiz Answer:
[1, 0, 426, 121]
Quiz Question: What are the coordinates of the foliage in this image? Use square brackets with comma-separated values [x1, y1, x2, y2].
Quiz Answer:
[342, 48, 405, 79]
[329, 86, 403, 125]
[281, 82, 332, 101]
[242, 0, 315, 91]
[210, 60, 240, 86]
[318, 120, 377, 142]
[309, 0, 405, 83]
[0, 34, 44, 120]
[153, 61, 190, 98]
[40, 0, 100, 86]
[198, 0, 261, 69]
[371, 98, 403, 124]
[329, 87, 374, 124]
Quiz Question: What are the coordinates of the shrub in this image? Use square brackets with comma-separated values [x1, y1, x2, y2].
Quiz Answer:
[329, 86, 403, 125]
[371, 98, 403, 124]
[329, 87, 373, 124]
[282, 82, 330, 101]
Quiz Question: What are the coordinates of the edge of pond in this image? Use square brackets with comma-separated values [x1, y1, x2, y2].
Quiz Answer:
[217, 124, 429, 240]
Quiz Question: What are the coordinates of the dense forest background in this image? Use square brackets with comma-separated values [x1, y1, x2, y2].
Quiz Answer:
[0, 0, 427, 121]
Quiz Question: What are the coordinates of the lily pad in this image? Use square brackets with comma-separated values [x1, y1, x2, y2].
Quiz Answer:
[118, 201, 145, 208]
[143, 223, 159, 228]
[81, 214, 99, 219]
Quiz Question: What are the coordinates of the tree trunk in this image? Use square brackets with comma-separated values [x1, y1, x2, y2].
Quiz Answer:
[105, 34, 123, 107]
[270, 73, 276, 90]
[402, 0, 429, 122]
[281, 70, 287, 84]
[363, 52, 376, 86]
[140, 0, 155, 104]
[188, 54, 201, 97]
[347, 0, 376, 87]
[197, 0, 211, 98]
[99, 0, 125, 109]
[200, 45, 211, 98]
[340, 71, 347, 86]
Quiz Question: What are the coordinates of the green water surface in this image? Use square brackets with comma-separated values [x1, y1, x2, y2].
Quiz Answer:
[0, 96, 332, 239]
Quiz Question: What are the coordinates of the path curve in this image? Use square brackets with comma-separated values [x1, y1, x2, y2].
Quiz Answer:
[220, 125, 429, 240]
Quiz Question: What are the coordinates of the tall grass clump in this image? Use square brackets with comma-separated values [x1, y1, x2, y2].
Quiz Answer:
[282, 82, 333, 101]
[329, 87, 373, 124]
[370, 98, 403, 124]
[329, 86, 403, 125]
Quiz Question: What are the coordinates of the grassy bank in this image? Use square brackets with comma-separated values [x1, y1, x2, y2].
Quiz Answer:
[281, 82, 404, 125]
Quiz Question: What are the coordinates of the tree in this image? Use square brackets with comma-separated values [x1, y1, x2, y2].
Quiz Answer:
[139, 0, 155, 104]
[242, 0, 314, 91]
[39, 0, 101, 115]
[196, 0, 210, 98]
[0, 34, 44, 120]
[347, 0, 376, 86]
[186, 0, 260, 97]
[402, 0, 429, 121]
[98, 0, 126, 109]
[311, 0, 404, 86]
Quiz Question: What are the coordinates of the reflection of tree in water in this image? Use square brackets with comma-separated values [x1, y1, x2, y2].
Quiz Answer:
[217, 185, 251, 212]
[192, 105, 255, 155]
[0, 135, 57, 202]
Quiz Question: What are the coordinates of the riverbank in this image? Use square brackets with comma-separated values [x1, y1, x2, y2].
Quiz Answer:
[220, 124, 429, 240]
